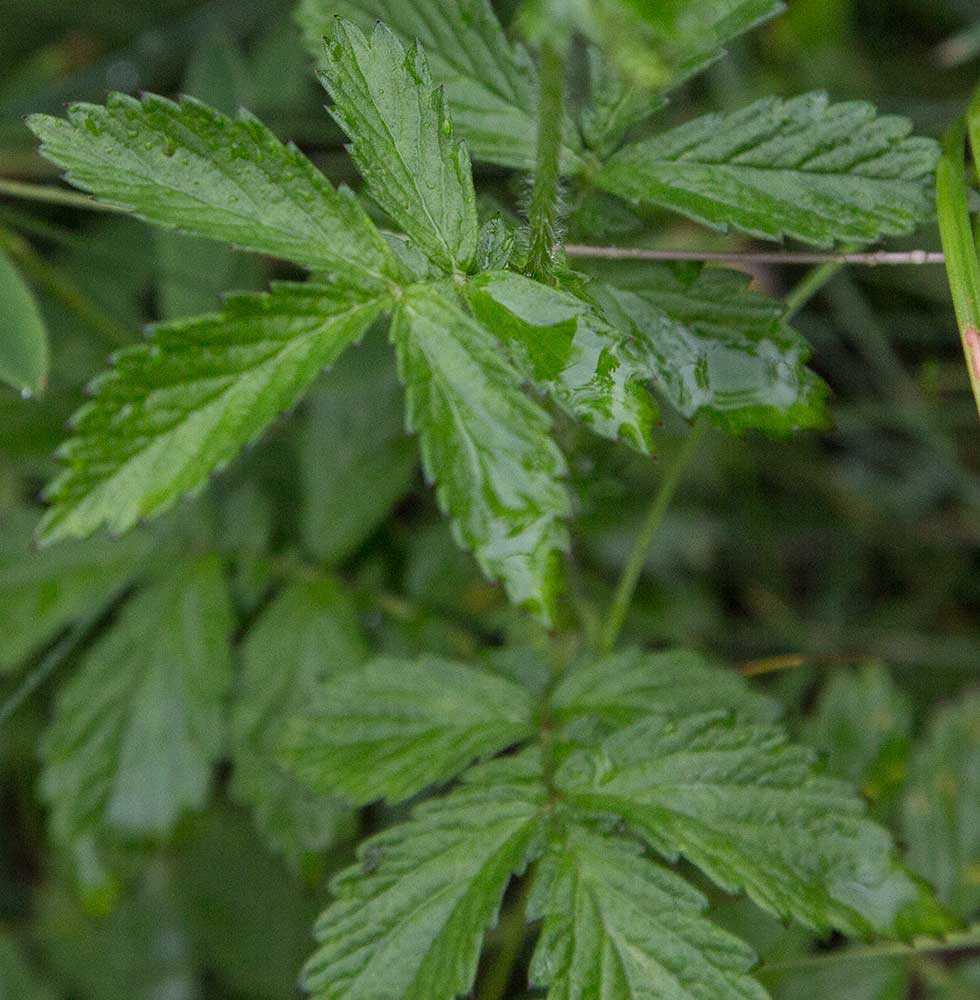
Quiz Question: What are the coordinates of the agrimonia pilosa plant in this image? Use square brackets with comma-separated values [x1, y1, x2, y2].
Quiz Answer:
[4, 0, 979, 998]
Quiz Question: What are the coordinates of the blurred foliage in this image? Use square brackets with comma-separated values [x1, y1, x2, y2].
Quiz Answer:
[2, 0, 980, 997]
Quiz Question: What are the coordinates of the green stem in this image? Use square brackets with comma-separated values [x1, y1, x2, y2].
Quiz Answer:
[758, 927, 980, 976]
[0, 226, 130, 348]
[600, 416, 709, 654]
[937, 118, 980, 421]
[0, 177, 122, 213]
[526, 39, 566, 282]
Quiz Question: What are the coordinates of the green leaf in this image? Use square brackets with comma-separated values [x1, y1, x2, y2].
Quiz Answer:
[902, 691, 980, 920]
[297, 0, 578, 171]
[528, 826, 768, 1000]
[40, 556, 232, 841]
[465, 271, 659, 453]
[301, 759, 546, 1000]
[556, 711, 952, 939]
[27, 93, 402, 289]
[0, 507, 150, 673]
[581, 48, 666, 159]
[0, 246, 48, 396]
[283, 655, 536, 805]
[320, 20, 479, 274]
[300, 330, 417, 565]
[39, 280, 388, 545]
[231, 576, 366, 870]
[593, 266, 829, 434]
[597, 94, 940, 247]
[551, 647, 779, 731]
[801, 663, 912, 817]
[391, 283, 570, 623]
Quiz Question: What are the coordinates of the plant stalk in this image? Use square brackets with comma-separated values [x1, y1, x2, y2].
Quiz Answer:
[564, 245, 944, 266]
[600, 416, 709, 654]
[526, 39, 566, 282]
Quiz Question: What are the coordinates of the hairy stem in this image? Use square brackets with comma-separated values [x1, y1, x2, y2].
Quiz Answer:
[564, 245, 945, 266]
[526, 39, 566, 282]
[601, 416, 709, 654]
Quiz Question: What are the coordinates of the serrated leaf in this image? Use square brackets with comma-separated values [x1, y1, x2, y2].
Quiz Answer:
[300, 330, 417, 565]
[301, 761, 546, 1000]
[0, 247, 48, 395]
[802, 663, 912, 818]
[231, 576, 366, 870]
[297, 0, 579, 171]
[465, 271, 659, 452]
[902, 691, 980, 920]
[551, 647, 779, 731]
[283, 655, 536, 805]
[557, 711, 952, 939]
[321, 20, 479, 274]
[40, 556, 232, 841]
[597, 94, 939, 247]
[593, 266, 829, 434]
[0, 507, 150, 674]
[391, 283, 570, 623]
[528, 826, 768, 1000]
[28, 93, 402, 288]
[39, 280, 388, 545]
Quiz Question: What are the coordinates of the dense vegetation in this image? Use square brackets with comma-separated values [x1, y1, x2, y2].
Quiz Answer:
[2, 1, 980, 998]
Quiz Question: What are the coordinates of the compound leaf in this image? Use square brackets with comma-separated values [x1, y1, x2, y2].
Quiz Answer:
[597, 94, 939, 247]
[391, 283, 570, 623]
[0, 246, 48, 395]
[39, 280, 388, 545]
[231, 576, 367, 870]
[465, 271, 659, 453]
[0, 507, 150, 674]
[594, 265, 829, 434]
[283, 655, 536, 805]
[528, 826, 768, 1000]
[551, 647, 779, 731]
[297, 0, 578, 171]
[557, 711, 952, 939]
[301, 760, 546, 1000]
[902, 691, 980, 920]
[41, 556, 232, 841]
[28, 93, 401, 289]
[321, 20, 479, 274]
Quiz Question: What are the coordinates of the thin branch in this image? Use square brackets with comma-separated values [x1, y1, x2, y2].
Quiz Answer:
[600, 416, 709, 655]
[758, 928, 980, 976]
[563, 244, 945, 266]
